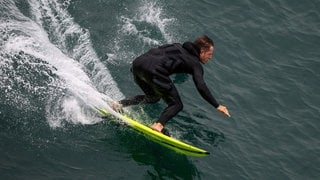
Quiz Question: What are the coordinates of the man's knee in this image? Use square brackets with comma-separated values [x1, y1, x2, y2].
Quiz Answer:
[175, 101, 183, 112]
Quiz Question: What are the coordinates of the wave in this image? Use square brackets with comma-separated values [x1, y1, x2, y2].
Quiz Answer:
[0, 0, 178, 128]
[0, 0, 122, 127]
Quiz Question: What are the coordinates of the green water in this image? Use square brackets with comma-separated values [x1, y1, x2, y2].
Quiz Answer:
[1, 0, 319, 179]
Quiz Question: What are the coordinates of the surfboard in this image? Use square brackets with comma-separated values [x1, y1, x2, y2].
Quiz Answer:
[96, 107, 210, 157]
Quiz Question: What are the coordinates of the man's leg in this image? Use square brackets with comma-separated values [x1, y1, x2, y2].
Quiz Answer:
[118, 73, 160, 107]
[151, 85, 183, 133]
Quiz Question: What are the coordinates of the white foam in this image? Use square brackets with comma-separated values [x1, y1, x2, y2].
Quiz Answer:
[109, 1, 176, 63]
[1, 0, 122, 127]
[28, 0, 122, 98]
[121, 1, 175, 44]
[137, 1, 175, 42]
[1, 0, 177, 128]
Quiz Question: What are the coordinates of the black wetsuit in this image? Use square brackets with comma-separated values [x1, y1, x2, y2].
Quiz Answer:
[120, 42, 219, 125]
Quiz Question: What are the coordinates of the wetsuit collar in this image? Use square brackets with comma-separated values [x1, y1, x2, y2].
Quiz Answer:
[182, 42, 200, 58]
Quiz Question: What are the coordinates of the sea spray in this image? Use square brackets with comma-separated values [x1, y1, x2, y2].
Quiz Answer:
[0, 0, 122, 127]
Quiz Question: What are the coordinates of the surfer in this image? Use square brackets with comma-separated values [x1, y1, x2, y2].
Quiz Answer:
[111, 35, 230, 136]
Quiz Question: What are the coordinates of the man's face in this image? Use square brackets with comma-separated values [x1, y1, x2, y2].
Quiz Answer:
[199, 46, 214, 64]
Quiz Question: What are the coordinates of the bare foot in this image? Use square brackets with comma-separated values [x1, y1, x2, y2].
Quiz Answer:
[109, 101, 123, 113]
[150, 122, 163, 132]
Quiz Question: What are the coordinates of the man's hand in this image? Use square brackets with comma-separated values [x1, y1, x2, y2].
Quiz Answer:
[217, 105, 231, 117]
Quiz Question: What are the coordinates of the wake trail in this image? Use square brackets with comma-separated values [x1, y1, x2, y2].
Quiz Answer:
[1, 0, 122, 127]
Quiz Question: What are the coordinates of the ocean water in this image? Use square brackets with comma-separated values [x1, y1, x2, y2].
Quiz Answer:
[1, 0, 319, 179]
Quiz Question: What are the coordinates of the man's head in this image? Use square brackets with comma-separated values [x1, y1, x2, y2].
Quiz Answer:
[194, 35, 214, 64]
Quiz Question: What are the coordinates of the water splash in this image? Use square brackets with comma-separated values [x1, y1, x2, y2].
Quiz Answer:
[109, 0, 176, 63]
[27, 0, 121, 97]
[0, 0, 122, 128]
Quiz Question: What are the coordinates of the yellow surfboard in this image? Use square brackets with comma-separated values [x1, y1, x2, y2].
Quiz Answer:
[96, 107, 209, 157]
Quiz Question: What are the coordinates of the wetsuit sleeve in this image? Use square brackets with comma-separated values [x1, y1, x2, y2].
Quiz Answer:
[192, 65, 220, 108]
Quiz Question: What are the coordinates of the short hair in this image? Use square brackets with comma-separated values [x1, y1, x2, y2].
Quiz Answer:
[194, 35, 214, 51]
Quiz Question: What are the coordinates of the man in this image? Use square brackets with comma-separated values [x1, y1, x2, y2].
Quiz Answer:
[111, 35, 230, 136]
